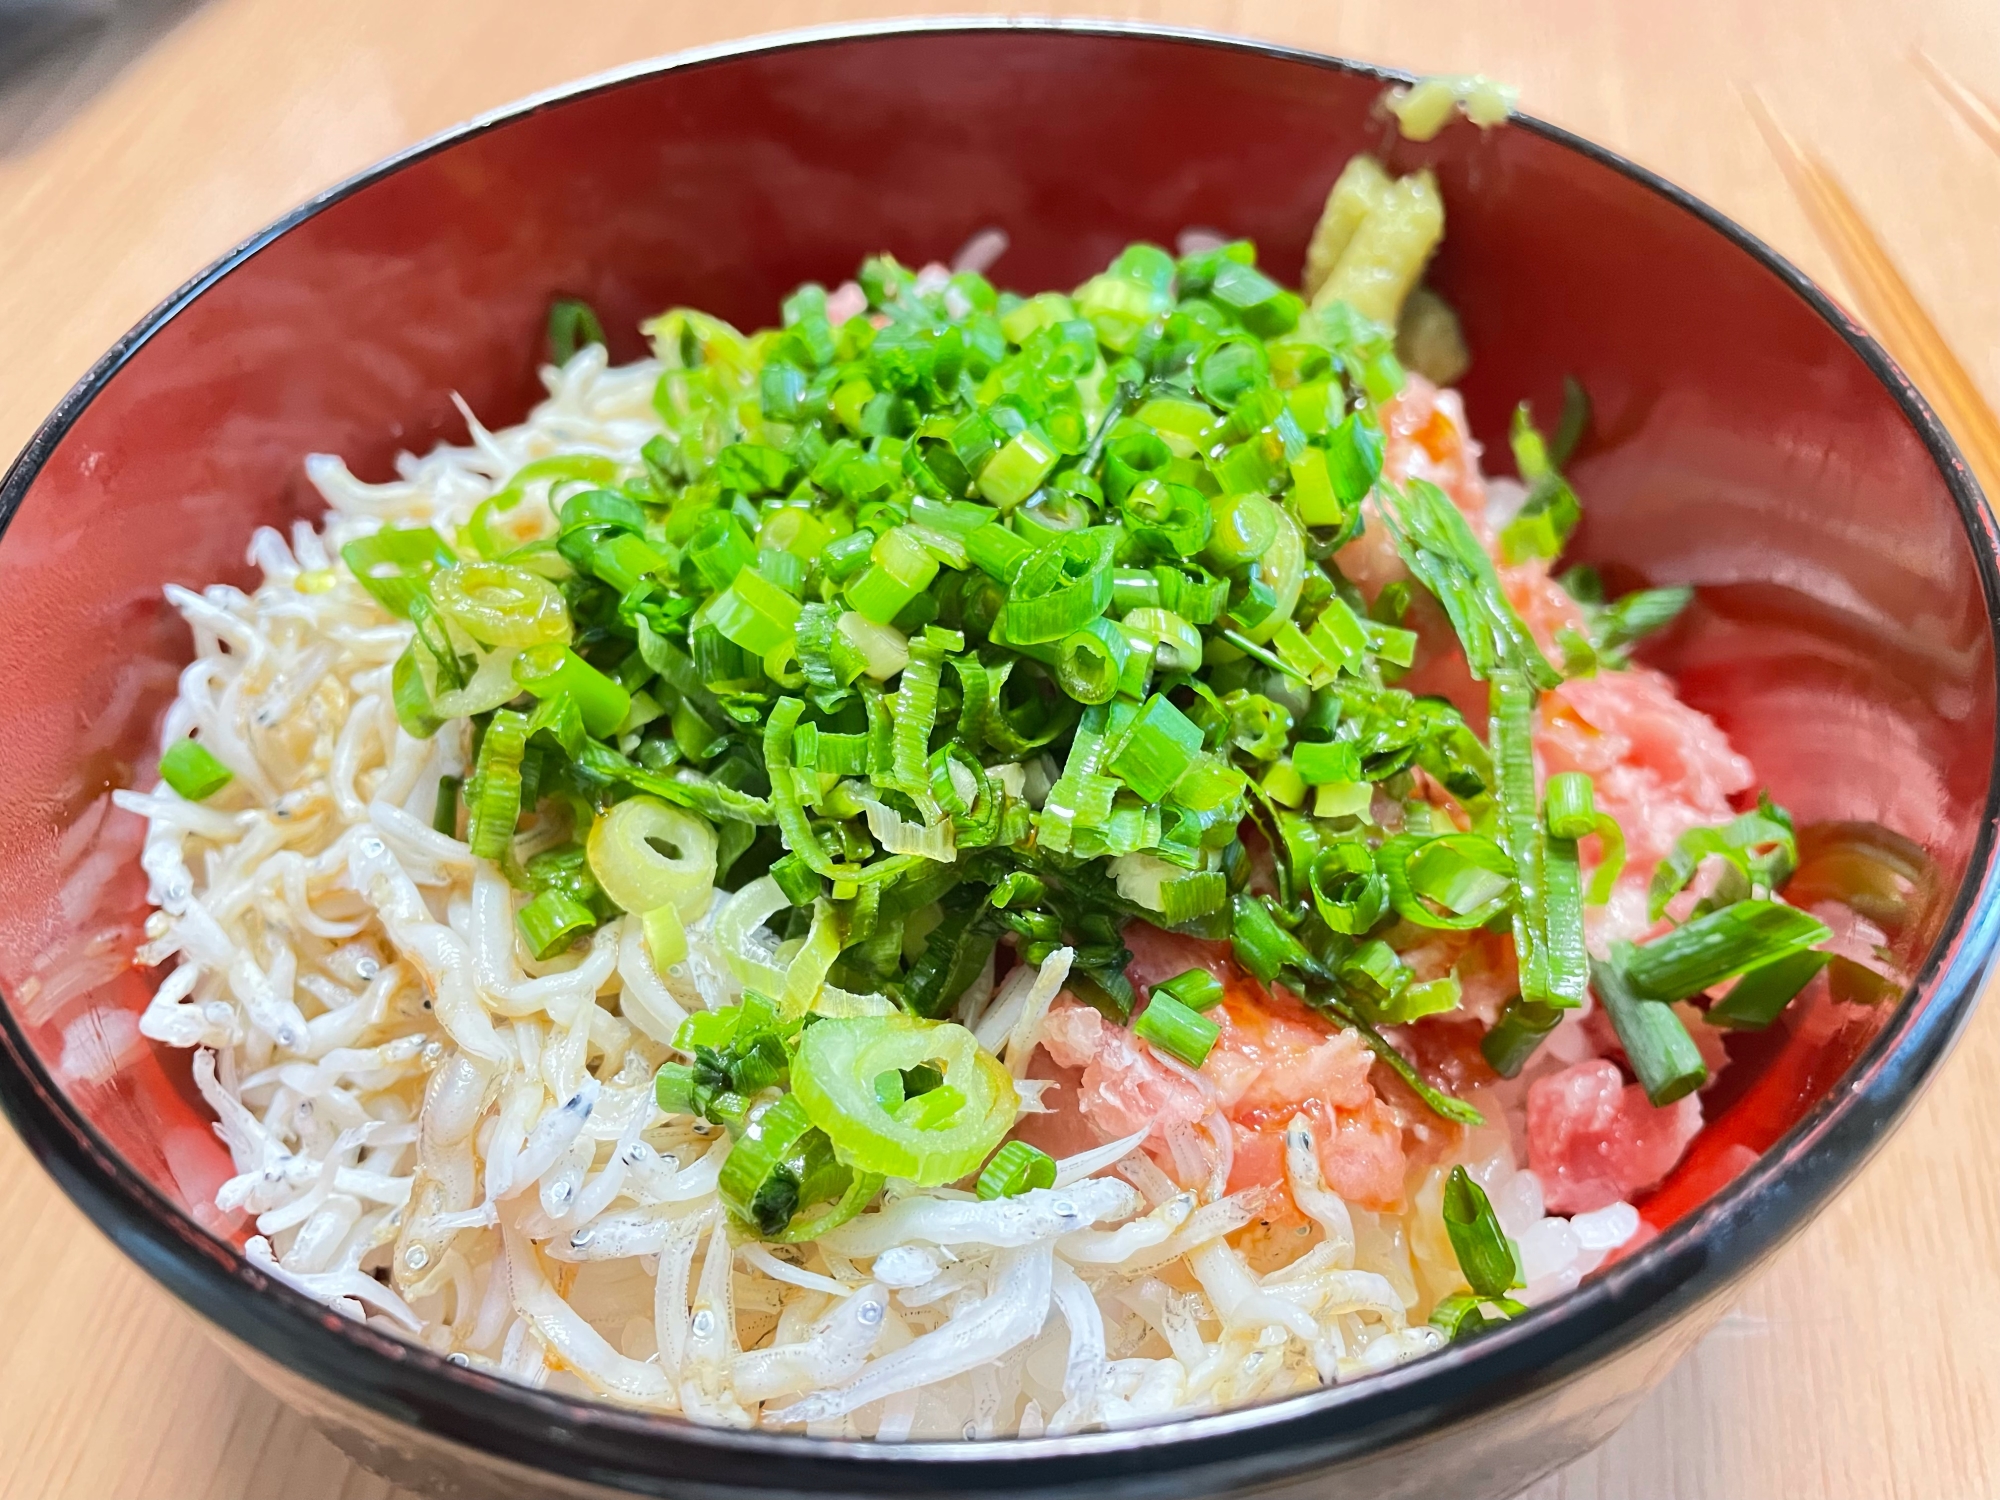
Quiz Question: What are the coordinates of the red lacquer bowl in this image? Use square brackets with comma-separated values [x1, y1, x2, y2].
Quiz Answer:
[1, 21, 1994, 1500]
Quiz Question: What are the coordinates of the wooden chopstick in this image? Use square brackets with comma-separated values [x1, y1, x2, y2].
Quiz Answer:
[1914, 51, 2000, 159]
[1744, 87, 2000, 501]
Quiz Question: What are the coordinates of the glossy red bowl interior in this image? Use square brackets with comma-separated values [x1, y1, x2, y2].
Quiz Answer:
[1, 22, 1994, 1500]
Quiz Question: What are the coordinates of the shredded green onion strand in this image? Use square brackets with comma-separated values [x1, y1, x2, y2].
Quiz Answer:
[1648, 805, 1798, 920]
[1584, 811, 1627, 905]
[1491, 670, 1572, 1007]
[1705, 949, 1829, 1030]
[1623, 899, 1832, 1003]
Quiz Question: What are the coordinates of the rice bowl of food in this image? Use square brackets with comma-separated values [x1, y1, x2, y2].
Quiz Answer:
[1, 20, 1994, 1500]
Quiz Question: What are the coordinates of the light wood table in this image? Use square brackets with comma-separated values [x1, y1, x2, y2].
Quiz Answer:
[3, 4, 1998, 1497]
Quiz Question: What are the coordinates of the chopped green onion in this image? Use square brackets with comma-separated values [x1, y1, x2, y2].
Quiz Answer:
[1204, 493, 1281, 571]
[1219, 627, 1310, 685]
[1194, 335, 1269, 407]
[1308, 842, 1390, 935]
[158, 741, 234, 801]
[1134, 990, 1221, 1067]
[1593, 950, 1708, 1106]
[1498, 460, 1581, 565]
[1323, 411, 1385, 507]
[900, 891, 999, 1020]
[1223, 690, 1293, 760]
[513, 644, 631, 738]
[1623, 899, 1831, 1002]
[1229, 891, 1316, 985]
[1106, 693, 1201, 801]
[1545, 771, 1597, 839]
[465, 709, 529, 860]
[1056, 617, 1138, 705]
[1543, 825, 1589, 1009]
[718, 1093, 822, 1237]
[1490, 669, 1579, 1005]
[1209, 259, 1303, 335]
[965, 521, 1034, 580]
[642, 902, 689, 971]
[1429, 1290, 1525, 1341]
[1480, 997, 1563, 1078]
[432, 774, 460, 837]
[1154, 967, 1224, 1012]
[430, 560, 569, 646]
[1340, 938, 1412, 1012]
[1005, 528, 1117, 643]
[790, 1015, 1015, 1185]
[1289, 446, 1346, 528]
[586, 795, 717, 918]
[1121, 479, 1212, 555]
[517, 888, 596, 960]
[1442, 1165, 1523, 1300]
[590, 531, 671, 593]
[820, 528, 874, 584]
[844, 527, 941, 625]
[1598, 585, 1694, 658]
[1648, 805, 1798, 920]
[547, 297, 606, 364]
[654, 1061, 696, 1116]
[1706, 949, 1829, 1030]
[1260, 757, 1307, 809]
[1292, 739, 1363, 785]
[976, 1140, 1059, 1200]
[340, 526, 457, 620]
[976, 427, 1060, 508]
[699, 566, 804, 653]
[1123, 607, 1203, 674]
[772, 1166, 886, 1243]
[1379, 832, 1514, 930]
[1158, 868, 1230, 924]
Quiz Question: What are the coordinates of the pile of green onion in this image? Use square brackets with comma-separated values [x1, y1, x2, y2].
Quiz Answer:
[266, 240, 1858, 1247]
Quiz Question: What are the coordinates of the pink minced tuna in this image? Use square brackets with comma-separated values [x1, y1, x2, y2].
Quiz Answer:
[1528, 1060, 1704, 1214]
[1027, 373, 1754, 1227]
[1037, 926, 1409, 1210]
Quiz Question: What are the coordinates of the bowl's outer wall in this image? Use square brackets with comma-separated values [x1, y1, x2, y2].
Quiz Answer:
[0, 25, 1993, 1500]
[217, 1288, 1721, 1500]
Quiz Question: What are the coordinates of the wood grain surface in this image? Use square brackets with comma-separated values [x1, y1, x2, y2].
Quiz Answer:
[2, 3, 1998, 1497]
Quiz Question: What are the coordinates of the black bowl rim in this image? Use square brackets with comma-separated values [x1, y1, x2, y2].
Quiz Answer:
[2, 16, 1997, 1494]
